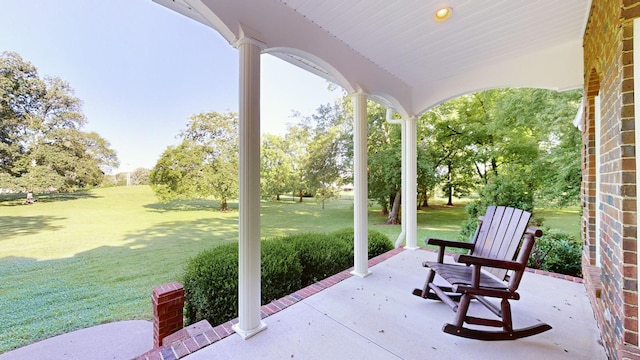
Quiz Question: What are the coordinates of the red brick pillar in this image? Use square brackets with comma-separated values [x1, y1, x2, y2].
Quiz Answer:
[152, 282, 185, 348]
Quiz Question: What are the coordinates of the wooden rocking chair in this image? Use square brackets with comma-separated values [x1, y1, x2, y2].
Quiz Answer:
[412, 206, 551, 340]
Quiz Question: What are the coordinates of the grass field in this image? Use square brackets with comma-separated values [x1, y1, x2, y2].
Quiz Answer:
[0, 186, 581, 353]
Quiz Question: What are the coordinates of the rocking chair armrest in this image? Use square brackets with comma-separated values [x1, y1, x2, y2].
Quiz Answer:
[426, 238, 475, 263]
[453, 254, 524, 272]
[425, 238, 475, 250]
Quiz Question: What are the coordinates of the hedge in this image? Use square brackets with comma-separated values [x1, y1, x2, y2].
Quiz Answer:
[286, 233, 353, 286]
[182, 229, 392, 326]
[183, 243, 239, 326]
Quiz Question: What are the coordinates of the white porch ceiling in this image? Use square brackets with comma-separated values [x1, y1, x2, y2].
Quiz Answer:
[154, 0, 591, 117]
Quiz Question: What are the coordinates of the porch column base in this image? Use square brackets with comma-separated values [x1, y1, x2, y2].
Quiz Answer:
[232, 321, 268, 340]
[350, 269, 372, 278]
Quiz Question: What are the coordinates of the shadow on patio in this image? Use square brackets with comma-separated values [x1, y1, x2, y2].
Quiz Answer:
[169, 248, 605, 360]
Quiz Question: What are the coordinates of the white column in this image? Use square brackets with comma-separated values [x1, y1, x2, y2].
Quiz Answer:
[404, 116, 418, 249]
[351, 92, 371, 278]
[232, 37, 267, 339]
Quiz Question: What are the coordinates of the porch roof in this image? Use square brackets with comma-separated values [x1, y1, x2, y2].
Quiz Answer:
[153, 0, 590, 116]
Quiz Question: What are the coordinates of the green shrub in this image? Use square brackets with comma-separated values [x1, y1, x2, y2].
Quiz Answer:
[182, 229, 394, 326]
[261, 239, 303, 303]
[288, 233, 353, 286]
[329, 228, 355, 243]
[528, 231, 582, 277]
[183, 240, 305, 326]
[183, 243, 239, 326]
[365, 230, 394, 258]
[329, 228, 394, 258]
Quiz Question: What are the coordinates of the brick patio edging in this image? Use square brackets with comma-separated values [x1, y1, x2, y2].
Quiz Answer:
[135, 246, 582, 360]
[134, 247, 404, 360]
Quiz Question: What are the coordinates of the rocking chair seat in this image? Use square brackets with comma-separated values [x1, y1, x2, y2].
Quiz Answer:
[426, 262, 508, 290]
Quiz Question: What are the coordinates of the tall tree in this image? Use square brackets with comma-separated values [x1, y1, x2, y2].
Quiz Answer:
[261, 133, 294, 200]
[501, 89, 582, 206]
[419, 100, 476, 206]
[0, 51, 44, 175]
[366, 103, 403, 223]
[130, 168, 151, 185]
[422, 88, 581, 213]
[415, 140, 441, 207]
[0, 51, 118, 191]
[150, 111, 238, 210]
[285, 120, 312, 202]
[304, 101, 352, 208]
[278, 100, 352, 206]
[305, 127, 342, 209]
[311, 100, 354, 183]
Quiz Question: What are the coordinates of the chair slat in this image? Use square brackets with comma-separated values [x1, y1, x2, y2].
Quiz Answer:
[473, 206, 496, 252]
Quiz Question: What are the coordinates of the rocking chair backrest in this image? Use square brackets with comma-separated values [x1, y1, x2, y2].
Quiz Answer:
[471, 206, 532, 280]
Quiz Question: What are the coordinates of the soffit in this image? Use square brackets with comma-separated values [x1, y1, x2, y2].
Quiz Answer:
[155, 0, 591, 116]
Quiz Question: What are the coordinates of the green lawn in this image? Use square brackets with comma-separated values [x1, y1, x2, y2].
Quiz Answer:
[0, 186, 580, 353]
[536, 206, 582, 239]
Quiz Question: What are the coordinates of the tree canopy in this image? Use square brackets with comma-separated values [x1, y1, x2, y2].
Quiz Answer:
[261, 133, 294, 201]
[260, 102, 353, 206]
[0, 51, 118, 192]
[150, 111, 238, 210]
[421, 88, 582, 211]
[149, 87, 580, 216]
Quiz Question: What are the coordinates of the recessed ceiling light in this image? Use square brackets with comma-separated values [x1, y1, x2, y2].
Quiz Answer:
[434, 6, 452, 22]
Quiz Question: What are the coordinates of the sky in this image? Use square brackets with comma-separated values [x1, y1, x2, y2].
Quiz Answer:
[0, 0, 342, 173]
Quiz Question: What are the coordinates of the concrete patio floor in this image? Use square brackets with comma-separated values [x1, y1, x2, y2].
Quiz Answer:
[0, 320, 153, 360]
[184, 248, 605, 360]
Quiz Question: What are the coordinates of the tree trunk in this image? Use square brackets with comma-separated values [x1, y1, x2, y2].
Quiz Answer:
[276, 194, 280, 201]
[386, 190, 401, 225]
[446, 162, 454, 206]
[381, 205, 389, 215]
[298, 189, 303, 203]
[475, 162, 486, 183]
[321, 198, 325, 210]
[421, 189, 429, 208]
[221, 198, 228, 211]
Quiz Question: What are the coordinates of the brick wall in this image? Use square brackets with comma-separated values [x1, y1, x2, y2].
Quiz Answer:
[582, 1, 640, 359]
